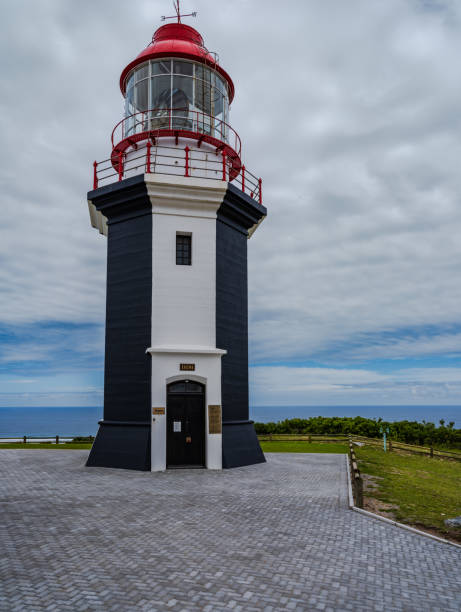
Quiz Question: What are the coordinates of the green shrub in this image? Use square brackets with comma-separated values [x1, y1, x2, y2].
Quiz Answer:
[254, 417, 461, 448]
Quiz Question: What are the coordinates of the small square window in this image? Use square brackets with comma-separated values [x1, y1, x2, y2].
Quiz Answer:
[176, 234, 192, 265]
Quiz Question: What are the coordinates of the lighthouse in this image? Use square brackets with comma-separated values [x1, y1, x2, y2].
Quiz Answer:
[86, 5, 266, 471]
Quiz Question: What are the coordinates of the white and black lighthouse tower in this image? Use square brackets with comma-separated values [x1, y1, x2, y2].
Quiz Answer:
[86, 4, 266, 471]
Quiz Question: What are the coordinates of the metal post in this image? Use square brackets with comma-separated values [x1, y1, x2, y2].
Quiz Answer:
[118, 152, 123, 182]
[222, 151, 227, 182]
[258, 178, 262, 204]
[146, 141, 151, 174]
[241, 165, 245, 193]
[380, 426, 389, 452]
[93, 161, 98, 190]
[184, 146, 190, 177]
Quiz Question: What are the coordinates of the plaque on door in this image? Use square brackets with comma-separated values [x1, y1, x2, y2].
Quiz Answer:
[208, 405, 222, 434]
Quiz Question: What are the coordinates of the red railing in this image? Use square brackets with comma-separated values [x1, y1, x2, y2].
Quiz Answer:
[112, 108, 241, 158]
[92, 141, 262, 205]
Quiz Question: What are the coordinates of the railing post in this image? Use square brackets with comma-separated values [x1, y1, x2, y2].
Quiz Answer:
[222, 150, 227, 182]
[241, 165, 245, 193]
[258, 178, 262, 204]
[118, 152, 123, 182]
[93, 161, 98, 190]
[184, 146, 190, 177]
[146, 141, 151, 174]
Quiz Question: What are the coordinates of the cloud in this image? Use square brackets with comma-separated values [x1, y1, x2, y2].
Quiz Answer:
[2, 0, 461, 404]
[0, 391, 103, 408]
[250, 365, 461, 406]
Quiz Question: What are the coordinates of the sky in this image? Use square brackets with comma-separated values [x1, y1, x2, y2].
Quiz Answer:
[2, 0, 461, 409]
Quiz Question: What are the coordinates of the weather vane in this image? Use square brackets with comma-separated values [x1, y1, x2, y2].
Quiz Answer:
[161, 0, 197, 23]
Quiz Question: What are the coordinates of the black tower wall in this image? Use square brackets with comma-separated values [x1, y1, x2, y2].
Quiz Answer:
[217, 183, 267, 468]
[86, 176, 152, 470]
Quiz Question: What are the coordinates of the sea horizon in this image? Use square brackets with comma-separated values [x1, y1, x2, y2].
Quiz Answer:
[0, 404, 460, 437]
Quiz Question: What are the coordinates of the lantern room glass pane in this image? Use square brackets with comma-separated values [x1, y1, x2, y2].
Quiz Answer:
[126, 74, 134, 91]
[135, 80, 148, 112]
[173, 60, 193, 75]
[213, 87, 223, 116]
[135, 62, 149, 82]
[172, 75, 193, 108]
[213, 87, 225, 140]
[195, 78, 211, 116]
[150, 74, 172, 129]
[215, 74, 227, 96]
[126, 86, 135, 112]
[151, 75, 172, 109]
[172, 75, 193, 129]
[153, 60, 171, 75]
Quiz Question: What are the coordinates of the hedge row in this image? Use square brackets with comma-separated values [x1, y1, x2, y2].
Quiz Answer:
[253, 416, 461, 448]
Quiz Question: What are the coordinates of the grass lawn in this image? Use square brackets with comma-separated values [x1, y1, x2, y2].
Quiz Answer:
[355, 446, 461, 541]
[260, 441, 347, 453]
[0, 443, 93, 450]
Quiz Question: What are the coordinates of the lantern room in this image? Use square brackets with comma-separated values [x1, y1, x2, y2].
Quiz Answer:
[120, 23, 232, 143]
[122, 57, 230, 140]
[98, 20, 250, 189]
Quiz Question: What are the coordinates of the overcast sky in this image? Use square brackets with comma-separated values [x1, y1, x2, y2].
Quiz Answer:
[2, 0, 461, 411]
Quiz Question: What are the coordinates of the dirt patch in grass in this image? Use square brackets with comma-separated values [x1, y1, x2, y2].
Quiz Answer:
[363, 495, 398, 520]
[362, 473, 399, 521]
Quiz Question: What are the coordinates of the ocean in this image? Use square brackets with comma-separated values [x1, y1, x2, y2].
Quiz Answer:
[0, 405, 460, 437]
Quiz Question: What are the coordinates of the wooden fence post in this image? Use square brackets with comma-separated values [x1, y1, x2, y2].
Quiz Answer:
[56, 435, 59, 445]
[349, 444, 363, 508]
[23, 435, 26, 444]
[355, 474, 363, 508]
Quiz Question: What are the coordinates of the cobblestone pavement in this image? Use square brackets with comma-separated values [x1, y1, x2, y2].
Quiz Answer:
[1, 451, 460, 612]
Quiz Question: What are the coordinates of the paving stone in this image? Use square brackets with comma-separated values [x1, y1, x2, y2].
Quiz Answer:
[0, 451, 460, 611]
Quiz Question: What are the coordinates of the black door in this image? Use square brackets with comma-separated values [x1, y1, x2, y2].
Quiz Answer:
[166, 380, 205, 467]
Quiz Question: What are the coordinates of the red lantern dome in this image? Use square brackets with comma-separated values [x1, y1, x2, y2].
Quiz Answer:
[120, 23, 235, 103]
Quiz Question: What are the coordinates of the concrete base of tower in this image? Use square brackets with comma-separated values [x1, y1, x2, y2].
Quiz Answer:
[86, 421, 151, 471]
[221, 420, 266, 469]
